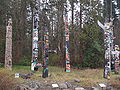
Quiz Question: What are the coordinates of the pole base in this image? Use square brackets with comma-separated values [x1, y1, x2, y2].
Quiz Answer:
[66, 70, 70, 72]
[42, 69, 48, 78]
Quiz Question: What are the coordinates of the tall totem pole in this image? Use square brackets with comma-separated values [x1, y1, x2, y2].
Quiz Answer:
[98, 14, 114, 79]
[98, 0, 120, 79]
[31, 0, 39, 71]
[103, 21, 113, 79]
[42, 0, 49, 78]
[5, 18, 12, 70]
[64, 0, 70, 72]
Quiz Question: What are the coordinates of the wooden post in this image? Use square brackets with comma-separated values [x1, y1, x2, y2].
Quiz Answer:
[5, 18, 12, 70]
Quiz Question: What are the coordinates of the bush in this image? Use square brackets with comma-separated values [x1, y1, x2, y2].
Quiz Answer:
[49, 54, 60, 66]
[17, 56, 31, 66]
[81, 47, 104, 68]
[0, 63, 4, 68]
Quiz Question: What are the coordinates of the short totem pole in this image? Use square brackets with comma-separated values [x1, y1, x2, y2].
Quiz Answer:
[5, 18, 12, 70]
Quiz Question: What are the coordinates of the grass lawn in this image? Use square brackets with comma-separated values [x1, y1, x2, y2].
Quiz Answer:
[0, 65, 120, 88]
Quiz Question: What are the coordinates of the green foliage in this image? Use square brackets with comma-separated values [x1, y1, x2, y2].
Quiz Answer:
[81, 47, 104, 68]
[0, 39, 5, 63]
[49, 54, 61, 66]
[16, 56, 31, 66]
[0, 63, 4, 68]
[77, 21, 104, 68]
[1, 0, 118, 69]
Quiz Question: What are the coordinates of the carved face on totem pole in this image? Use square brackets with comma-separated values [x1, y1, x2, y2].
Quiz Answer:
[104, 21, 113, 30]
[8, 18, 12, 26]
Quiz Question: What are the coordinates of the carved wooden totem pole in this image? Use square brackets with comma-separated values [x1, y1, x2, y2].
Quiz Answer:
[31, 2, 39, 71]
[64, 0, 70, 72]
[5, 18, 12, 70]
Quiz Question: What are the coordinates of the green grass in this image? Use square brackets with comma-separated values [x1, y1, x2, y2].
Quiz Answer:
[0, 65, 120, 88]
[13, 65, 31, 73]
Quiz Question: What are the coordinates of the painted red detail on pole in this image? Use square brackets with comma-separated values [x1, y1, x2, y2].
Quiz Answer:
[64, 1, 70, 72]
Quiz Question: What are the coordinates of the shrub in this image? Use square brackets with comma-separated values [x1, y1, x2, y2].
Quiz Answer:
[49, 54, 60, 66]
[0, 63, 4, 68]
[81, 47, 104, 68]
[17, 56, 31, 66]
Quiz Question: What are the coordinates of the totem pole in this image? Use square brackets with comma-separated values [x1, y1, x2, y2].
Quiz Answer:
[97, 0, 117, 79]
[64, 0, 70, 72]
[98, 20, 113, 79]
[104, 21, 113, 79]
[42, 0, 49, 78]
[31, 1, 39, 71]
[98, 19, 120, 78]
[5, 18, 12, 70]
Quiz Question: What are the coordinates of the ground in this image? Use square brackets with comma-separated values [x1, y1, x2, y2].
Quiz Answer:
[0, 65, 120, 90]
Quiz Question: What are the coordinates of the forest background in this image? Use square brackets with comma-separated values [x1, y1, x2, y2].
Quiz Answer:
[0, 0, 120, 68]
